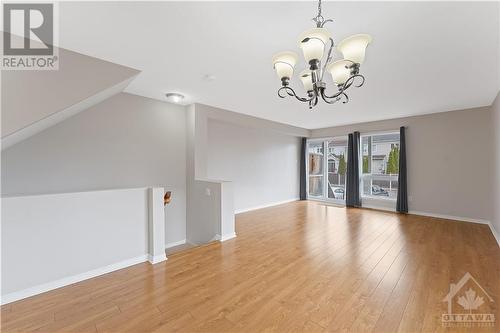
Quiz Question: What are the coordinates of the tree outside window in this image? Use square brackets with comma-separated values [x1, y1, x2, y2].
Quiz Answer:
[386, 145, 399, 175]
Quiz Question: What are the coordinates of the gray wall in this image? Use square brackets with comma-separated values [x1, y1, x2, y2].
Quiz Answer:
[207, 118, 301, 212]
[311, 106, 493, 221]
[491, 92, 500, 238]
[1, 93, 187, 245]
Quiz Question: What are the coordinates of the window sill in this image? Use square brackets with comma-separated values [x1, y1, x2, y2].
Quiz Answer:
[307, 197, 346, 207]
[361, 195, 396, 202]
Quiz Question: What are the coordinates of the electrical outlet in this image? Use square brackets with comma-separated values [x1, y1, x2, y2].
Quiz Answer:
[205, 188, 211, 196]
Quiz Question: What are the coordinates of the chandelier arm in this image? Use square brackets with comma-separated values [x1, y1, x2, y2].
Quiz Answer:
[352, 74, 365, 88]
[321, 85, 345, 100]
[320, 88, 350, 105]
[340, 74, 365, 91]
[321, 73, 365, 99]
[277, 85, 294, 97]
[308, 95, 319, 109]
[320, 89, 341, 104]
[313, 95, 319, 107]
[342, 80, 354, 91]
[341, 92, 349, 104]
[320, 38, 335, 82]
[278, 86, 315, 103]
[321, 73, 356, 99]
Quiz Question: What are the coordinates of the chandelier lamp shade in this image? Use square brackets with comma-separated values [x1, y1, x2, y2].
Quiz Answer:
[272, 0, 372, 109]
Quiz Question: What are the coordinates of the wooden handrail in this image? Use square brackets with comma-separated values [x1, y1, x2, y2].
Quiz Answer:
[164, 191, 172, 206]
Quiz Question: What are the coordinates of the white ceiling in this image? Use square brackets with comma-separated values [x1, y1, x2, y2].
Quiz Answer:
[59, 1, 499, 129]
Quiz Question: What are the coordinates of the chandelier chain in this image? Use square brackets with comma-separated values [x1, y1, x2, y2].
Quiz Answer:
[313, 0, 332, 28]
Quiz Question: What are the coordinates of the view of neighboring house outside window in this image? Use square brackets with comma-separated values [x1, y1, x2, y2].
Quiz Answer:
[327, 138, 348, 200]
[308, 141, 324, 197]
[361, 132, 400, 199]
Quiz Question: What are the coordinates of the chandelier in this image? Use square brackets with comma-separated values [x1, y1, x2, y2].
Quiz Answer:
[272, 0, 372, 109]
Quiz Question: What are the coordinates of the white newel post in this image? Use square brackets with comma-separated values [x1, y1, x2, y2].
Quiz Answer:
[220, 181, 236, 242]
[148, 187, 167, 264]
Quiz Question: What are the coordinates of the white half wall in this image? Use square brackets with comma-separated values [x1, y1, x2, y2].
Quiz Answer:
[1, 93, 187, 245]
[1, 187, 164, 303]
[206, 118, 301, 212]
[219, 181, 236, 240]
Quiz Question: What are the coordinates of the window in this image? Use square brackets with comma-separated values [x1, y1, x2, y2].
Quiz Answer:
[361, 132, 400, 200]
[308, 141, 324, 197]
[327, 138, 348, 200]
[307, 137, 348, 202]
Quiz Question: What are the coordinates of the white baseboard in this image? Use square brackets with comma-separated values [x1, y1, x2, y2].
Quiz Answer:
[216, 232, 237, 242]
[165, 239, 186, 249]
[488, 222, 500, 247]
[148, 253, 167, 264]
[235, 198, 299, 214]
[1, 254, 148, 305]
[409, 211, 499, 248]
[408, 210, 489, 224]
[361, 207, 498, 248]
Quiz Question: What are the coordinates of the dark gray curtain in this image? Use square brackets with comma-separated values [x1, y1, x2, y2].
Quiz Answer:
[299, 137, 307, 200]
[346, 132, 361, 207]
[396, 126, 408, 213]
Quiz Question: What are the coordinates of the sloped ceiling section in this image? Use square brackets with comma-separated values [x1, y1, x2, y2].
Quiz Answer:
[1, 34, 140, 149]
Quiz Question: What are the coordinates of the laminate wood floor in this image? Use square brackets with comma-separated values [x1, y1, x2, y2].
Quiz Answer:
[2, 201, 499, 332]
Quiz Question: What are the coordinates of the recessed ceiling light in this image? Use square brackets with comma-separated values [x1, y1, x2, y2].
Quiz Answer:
[203, 74, 216, 82]
[165, 93, 185, 104]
